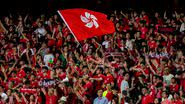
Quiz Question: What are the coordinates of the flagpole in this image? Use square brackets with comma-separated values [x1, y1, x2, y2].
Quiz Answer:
[57, 10, 82, 47]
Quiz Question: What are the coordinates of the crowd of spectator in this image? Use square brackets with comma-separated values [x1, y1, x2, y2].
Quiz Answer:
[0, 8, 185, 104]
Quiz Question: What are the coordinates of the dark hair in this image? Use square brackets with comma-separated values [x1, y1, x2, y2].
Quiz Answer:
[123, 72, 129, 76]
[125, 97, 130, 103]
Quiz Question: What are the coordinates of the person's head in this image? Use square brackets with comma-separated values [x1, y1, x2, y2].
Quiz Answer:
[141, 87, 148, 95]
[105, 67, 110, 74]
[38, 22, 42, 27]
[97, 90, 103, 97]
[149, 35, 154, 41]
[170, 77, 176, 84]
[48, 88, 54, 96]
[111, 97, 118, 104]
[182, 71, 185, 79]
[54, 15, 58, 20]
[126, 33, 130, 39]
[162, 91, 169, 98]
[154, 98, 160, 104]
[0, 85, 4, 92]
[123, 72, 130, 81]
[164, 68, 170, 75]
[30, 74, 35, 81]
[106, 84, 112, 91]
[173, 92, 180, 100]
[141, 10, 145, 15]
[115, 22, 120, 28]
[155, 12, 159, 18]
[134, 11, 137, 17]
[104, 35, 108, 41]
[29, 95, 35, 101]
[6, 89, 12, 96]
[125, 97, 130, 103]
[96, 67, 102, 74]
[135, 31, 141, 38]
[122, 90, 127, 98]
[153, 75, 157, 83]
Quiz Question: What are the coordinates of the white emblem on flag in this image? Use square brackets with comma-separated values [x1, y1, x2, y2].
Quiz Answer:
[80, 12, 99, 28]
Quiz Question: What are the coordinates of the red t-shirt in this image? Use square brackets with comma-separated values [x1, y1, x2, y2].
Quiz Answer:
[117, 75, 124, 90]
[93, 74, 105, 91]
[172, 100, 183, 104]
[141, 94, 152, 104]
[170, 84, 179, 92]
[45, 94, 58, 104]
[58, 73, 66, 80]
[104, 74, 114, 85]
[140, 27, 148, 39]
[9, 77, 21, 86]
[105, 91, 113, 101]
[83, 81, 93, 95]
[17, 69, 26, 79]
[180, 79, 185, 91]
[148, 41, 157, 49]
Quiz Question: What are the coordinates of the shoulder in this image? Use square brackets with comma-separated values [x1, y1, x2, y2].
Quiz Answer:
[1, 93, 7, 97]
[103, 97, 108, 101]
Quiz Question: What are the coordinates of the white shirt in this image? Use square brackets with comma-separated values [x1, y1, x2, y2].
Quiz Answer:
[0, 92, 8, 101]
[126, 39, 134, 50]
[43, 54, 54, 66]
[102, 41, 109, 49]
[180, 23, 185, 32]
[35, 27, 47, 38]
[163, 74, 174, 86]
[121, 80, 129, 92]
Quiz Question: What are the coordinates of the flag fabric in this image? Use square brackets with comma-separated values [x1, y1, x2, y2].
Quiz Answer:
[58, 9, 115, 41]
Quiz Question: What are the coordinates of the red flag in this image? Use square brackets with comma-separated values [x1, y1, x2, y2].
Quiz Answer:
[58, 9, 115, 41]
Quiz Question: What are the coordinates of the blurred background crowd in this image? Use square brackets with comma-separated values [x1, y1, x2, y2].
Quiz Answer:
[0, 0, 184, 104]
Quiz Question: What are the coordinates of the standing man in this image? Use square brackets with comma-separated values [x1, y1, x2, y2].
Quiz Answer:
[94, 90, 108, 104]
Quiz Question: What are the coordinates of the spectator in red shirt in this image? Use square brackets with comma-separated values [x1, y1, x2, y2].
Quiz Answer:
[141, 87, 154, 104]
[41, 87, 58, 104]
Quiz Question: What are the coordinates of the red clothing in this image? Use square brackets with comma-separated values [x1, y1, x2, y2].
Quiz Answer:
[141, 94, 152, 104]
[121, 98, 125, 104]
[148, 41, 157, 49]
[105, 91, 113, 101]
[170, 84, 179, 92]
[45, 94, 58, 104]
[161, 99, 171, 104]
[180, 79, 185, 91]
[93, 74, 105, 91]
[141, 88, 155, 104]
[117, 75, 124, 90]
[172, 100, 183, 104]
[143, 15, 149, 25]
[9, 77, 21, 86]
[17, 69, 26, 79]
[83, 81, 93, 95]
[104, 74, 114, 85]
[30, 81, 38, 88]
[58, 73, 66, 80]
[140, 27, 148, 39]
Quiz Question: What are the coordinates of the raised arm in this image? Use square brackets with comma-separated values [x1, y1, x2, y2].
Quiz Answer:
[41, 88, 47, 95]
[1, 65, 7, 82]
[21, 93, 28, 104]
[53, 88, 57, 96]
[14, 92, 22, 103]
[163, 11, 167, 19]
[145, 56, 156, 75]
